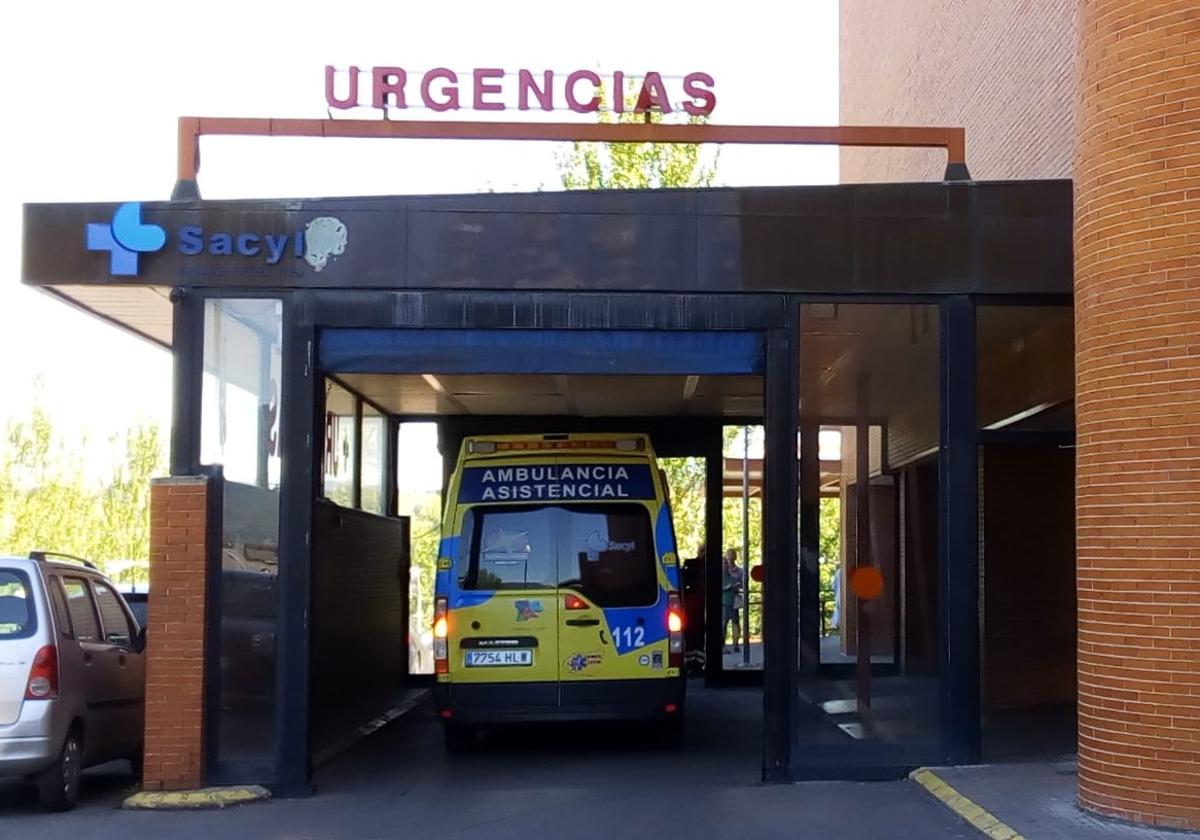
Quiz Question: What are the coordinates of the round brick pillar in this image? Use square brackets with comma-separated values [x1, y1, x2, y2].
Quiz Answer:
[1075, 0, 1200, 830]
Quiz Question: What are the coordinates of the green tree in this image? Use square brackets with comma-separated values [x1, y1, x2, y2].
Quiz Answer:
[657, 457, 706, 558]
[0, 400, 165, 585]
[0, 406, 97, 560]
[95, 423, 166, 585]
[722, 426, 764, 637]
[403, 490, 443, 673]
[819, 497, 842, 632]
[556, 94, 718, 191]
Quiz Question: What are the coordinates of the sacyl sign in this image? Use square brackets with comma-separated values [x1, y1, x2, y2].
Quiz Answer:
[85, 203, 348, 277]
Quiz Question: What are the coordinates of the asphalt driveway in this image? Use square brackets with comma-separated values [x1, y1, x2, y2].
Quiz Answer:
[1, 688, 974, 840]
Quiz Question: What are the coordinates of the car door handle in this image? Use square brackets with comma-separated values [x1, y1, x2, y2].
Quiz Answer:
[565, 618, 600, 627]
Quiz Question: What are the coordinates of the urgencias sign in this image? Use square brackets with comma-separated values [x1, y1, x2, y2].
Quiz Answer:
[325, 66, 716, 116]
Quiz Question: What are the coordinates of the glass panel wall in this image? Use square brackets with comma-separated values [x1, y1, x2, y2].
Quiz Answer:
[978, 306, 1073, 431]
[201, 300, 282, 487]
[722, 425, 764, 672]
[200, 298, 282, 775]
[361, 405, 386, 515]
[976, 306, 1076, 759]
[797, 302, 942, 767]
[399, 421, 442, 675]
[322, 381, 357, 507]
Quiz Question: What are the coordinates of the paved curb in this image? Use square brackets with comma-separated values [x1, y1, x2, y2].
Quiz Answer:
[910, 768, 1027, 840]
[122, 785, 271, 810]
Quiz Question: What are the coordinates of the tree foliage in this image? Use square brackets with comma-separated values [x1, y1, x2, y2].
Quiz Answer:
[556, 96, 718, 191]
[0, 401, 165, 584]
[819, 496, 842, 631]
[403, 490, 443, 673]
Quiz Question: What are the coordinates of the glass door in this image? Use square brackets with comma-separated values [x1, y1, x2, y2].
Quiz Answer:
[795, 302, 943, 768]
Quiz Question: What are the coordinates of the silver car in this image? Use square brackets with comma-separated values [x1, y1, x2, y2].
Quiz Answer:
[0, 552, 145, 811]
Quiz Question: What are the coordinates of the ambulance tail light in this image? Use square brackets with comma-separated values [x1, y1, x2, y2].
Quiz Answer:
[667, 593, 684, 669]
[564, 592, 589, 611]
[433, 597, 449, 675]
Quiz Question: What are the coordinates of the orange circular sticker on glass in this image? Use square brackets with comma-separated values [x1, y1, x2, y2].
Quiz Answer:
[850, 567, 884, 601]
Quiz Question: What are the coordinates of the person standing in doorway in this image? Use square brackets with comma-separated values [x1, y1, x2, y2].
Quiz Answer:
[722, 548, 745, 653]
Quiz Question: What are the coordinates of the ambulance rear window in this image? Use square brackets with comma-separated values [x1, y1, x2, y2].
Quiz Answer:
[559, 505, 657, 607]
[465, 507, 558, 590]
[460, 504, 657, 606]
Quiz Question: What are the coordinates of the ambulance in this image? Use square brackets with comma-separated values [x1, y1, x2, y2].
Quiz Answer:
[432, 433, 686, 749]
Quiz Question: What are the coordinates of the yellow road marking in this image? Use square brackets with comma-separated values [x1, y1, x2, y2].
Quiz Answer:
[122, 785, 270, 810]
[910, 768, 1026, 840]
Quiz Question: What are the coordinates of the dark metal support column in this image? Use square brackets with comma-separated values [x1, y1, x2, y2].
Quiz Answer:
[275, 304, 317, 796]
[704, 436, 725, 687]
[940, 296, 980, 764]
[762, 322, 799, 781]
[201, 465, 225, 779]
[351, 397, 363, 509]
[384, 415, 400, 518]
[169, 289, 203, 475]
[798, 418, 821, 673]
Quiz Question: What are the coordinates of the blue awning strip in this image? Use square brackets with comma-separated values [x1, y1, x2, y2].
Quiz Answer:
[318, 329, 764, 375]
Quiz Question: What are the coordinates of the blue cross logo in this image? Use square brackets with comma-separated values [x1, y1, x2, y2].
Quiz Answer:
[86, 202, 166, 276]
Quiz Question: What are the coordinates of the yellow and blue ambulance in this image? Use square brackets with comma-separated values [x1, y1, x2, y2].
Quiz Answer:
[432, 433, 686, 748]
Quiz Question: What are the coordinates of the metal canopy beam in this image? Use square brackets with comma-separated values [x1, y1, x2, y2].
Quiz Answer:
[174, 117, 970, 197]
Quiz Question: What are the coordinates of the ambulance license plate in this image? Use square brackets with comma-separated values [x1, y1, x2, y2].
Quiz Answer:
[464, 649, 533, 667]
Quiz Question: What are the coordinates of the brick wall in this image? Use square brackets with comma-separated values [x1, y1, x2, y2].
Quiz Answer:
[1075, 0, 1200, 829]
[839, 0, 1079, 183]
[143, 476, 211, 792]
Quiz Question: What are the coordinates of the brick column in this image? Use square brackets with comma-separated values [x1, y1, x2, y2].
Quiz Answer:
[1075, 0, 1200, 829]
[143, 476, 212, 792]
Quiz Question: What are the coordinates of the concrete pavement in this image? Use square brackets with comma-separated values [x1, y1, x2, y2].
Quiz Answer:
[922, 760, 1200, 839]
[1, 688, 975, 840]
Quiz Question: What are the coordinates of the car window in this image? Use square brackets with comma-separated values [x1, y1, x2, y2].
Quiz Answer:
[61, 577, 102, 642]
[0, 569, 36, 639]
[93, 582, 136, 647]
[47, 576, 74, 639]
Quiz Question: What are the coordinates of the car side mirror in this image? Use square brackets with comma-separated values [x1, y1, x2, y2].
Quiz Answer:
[134, 626, 147, 653]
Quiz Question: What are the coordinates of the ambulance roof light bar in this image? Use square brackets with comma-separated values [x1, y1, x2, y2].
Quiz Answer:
[467, 437, 645, 454]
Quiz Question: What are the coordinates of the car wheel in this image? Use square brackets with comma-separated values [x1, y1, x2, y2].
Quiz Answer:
[443, 723, 476, 754]
[37, 729, 83, 812]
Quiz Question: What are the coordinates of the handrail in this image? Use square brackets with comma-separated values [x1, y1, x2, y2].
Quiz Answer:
[173, 116, 970, 199]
